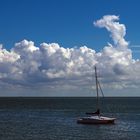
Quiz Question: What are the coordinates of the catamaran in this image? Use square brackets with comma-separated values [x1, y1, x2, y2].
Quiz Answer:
[77, 66, 116, 124]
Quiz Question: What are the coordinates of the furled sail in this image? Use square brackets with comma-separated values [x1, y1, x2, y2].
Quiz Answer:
[86, 109, 100, 115]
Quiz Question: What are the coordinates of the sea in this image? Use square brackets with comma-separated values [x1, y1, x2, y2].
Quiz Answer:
[0, 97, 139, 140]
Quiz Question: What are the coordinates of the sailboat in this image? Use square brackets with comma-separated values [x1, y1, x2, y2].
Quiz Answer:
[77, 66, 116, 124]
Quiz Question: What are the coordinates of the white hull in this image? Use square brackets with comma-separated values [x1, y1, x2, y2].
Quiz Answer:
[77, 115, 116, 124]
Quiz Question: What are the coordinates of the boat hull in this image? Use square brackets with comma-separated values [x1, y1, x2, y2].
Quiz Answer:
[77, 116, 116, 125]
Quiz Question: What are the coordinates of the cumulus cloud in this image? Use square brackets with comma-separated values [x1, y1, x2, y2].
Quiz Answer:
[94, 15, 128, 47]
[0, 15, 140, 96]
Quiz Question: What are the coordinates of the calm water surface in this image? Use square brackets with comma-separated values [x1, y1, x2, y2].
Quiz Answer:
[0, 97, 139, 140]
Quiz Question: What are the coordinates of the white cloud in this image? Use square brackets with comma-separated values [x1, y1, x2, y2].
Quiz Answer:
[94, 15, 128, 47]
[0, 15, 140, 96]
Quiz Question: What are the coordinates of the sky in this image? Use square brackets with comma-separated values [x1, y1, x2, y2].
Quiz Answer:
[0, 0, 140, 96]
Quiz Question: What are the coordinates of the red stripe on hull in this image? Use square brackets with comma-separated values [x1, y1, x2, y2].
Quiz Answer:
[77, 119, 115, 125]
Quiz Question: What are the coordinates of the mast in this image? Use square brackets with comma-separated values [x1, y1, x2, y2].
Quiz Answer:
[95, 66, 99, 112]
[85, 66, 100, 115]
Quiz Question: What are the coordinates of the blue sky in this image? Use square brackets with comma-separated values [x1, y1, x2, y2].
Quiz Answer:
[0, 0, 140, 57]
[0, 0, 140, 96]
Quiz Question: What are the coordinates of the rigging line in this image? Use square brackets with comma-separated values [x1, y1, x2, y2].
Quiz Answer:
[95, 66, 99, 110]
[97, 80, 104, 97]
